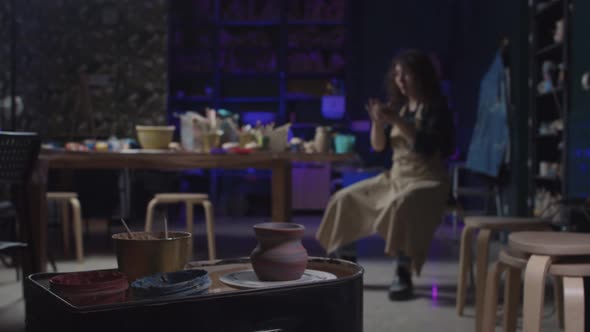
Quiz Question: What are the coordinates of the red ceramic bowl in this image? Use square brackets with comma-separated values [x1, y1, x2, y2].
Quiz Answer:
[49, 271, 129, 306]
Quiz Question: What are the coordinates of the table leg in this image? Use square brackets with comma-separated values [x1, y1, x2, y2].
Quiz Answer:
[271, 160, 292, 222]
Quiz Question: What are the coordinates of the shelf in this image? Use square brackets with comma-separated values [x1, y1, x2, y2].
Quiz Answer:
[170, 72, 214, 79]
[287, 47, 345, 52]
[219, 47, 277, 51]
[535, 175, 561, 182]
[287, 20, 346, 26]
[286, 96, 323, 102]
[220, 21, 281, 27]
[287, 73, 344, 79]
[535, 0, 563, 16]
[535, 42, 563, 57]
[291, 122, 346, 129]
[536, 133, 561, 139]
[171, 96, 212, 103]
[221, 73, 280, 79]
[221, 97, 280, 103]
[536, 87, 564, 98]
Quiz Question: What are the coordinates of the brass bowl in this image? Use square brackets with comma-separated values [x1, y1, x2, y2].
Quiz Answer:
[112, 231, 191, 282]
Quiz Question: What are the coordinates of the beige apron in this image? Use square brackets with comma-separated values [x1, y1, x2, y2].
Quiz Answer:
[316, 106, 450, 274]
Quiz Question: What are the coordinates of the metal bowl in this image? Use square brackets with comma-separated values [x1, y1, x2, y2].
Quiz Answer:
[112, 231, 191, 282]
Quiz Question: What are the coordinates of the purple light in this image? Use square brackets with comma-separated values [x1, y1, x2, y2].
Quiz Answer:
[431, 284, 438, 301]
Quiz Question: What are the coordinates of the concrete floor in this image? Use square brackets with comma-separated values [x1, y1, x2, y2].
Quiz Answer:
[0, 216, 562, 331]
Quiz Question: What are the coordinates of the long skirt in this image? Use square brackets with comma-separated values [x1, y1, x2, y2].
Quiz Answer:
[316, 170, 449, 274]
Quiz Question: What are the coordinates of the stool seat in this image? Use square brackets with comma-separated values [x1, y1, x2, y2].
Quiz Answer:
[464, 216, 551, 231]
[47, 192, 78, 200]
[153, 193, 209, 202]
[509, 231, 590, 256]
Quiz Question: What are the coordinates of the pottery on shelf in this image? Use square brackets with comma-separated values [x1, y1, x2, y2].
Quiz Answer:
[250, 222, 308, 281]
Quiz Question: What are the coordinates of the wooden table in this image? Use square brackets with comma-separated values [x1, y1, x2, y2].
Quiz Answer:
[23, 150, 356, 275]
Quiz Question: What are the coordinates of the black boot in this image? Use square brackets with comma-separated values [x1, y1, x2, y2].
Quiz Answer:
[334, 242, 357, 263]
[389, 261, 414, 301]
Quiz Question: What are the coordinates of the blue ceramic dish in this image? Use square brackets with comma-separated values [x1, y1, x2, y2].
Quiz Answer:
[131, 269, 211, 299]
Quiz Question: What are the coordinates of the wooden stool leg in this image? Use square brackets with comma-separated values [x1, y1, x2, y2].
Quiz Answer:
[553, 276, 564, 329]
[69, 198, 84, 262]
[482, 261, 504, 332]
[185, 202, 194, 260]
[202, 200, 216, 260]
[456, 225, 474, 316]
[475, 229, 492, 332]
[563, 277, 585, 332]
[61, 200, 70, 255]
[185, 202, 194, 235]
[523, 255, 552, 332]
[503, 266, 522, 332]
[145, 198, 158, 232]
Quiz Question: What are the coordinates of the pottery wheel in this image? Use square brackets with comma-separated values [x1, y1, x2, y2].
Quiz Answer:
[219, 269, 337, 290]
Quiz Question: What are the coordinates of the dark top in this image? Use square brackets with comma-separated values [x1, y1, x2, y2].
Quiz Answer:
[400, 102, 455, 159]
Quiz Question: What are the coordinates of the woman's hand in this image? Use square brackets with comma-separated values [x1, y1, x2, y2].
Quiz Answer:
[365, 98, 398, 125]
[365, 98, 385, 124]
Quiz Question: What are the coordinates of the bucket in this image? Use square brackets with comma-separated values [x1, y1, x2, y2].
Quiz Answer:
[112, 231, 192, 282]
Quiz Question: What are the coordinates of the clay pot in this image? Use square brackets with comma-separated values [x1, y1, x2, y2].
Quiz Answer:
[250, 222, 308, 281]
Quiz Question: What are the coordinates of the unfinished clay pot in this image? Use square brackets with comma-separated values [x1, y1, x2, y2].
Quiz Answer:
[250, 222, 308, 281]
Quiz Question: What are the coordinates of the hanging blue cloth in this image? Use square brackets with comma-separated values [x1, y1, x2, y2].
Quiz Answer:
[465, 51, 510, 177]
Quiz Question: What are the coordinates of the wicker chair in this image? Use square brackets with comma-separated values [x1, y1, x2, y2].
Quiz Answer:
[0, 131, 41, 280]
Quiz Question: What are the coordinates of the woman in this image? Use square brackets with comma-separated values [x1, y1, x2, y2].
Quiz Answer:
[316, 50, 454, 301]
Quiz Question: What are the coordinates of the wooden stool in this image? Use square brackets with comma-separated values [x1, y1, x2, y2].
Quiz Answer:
[482, 249, 565, 332]
[145, 193, 216, 260]
[508, 231, 590, 332]
[456, 216, 551, 330]
[47, 192, 84, 262]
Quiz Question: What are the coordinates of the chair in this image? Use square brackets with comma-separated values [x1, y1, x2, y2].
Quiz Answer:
[145, 193, 216, 260]
[455, 216, 552, 331]
[0, 131, 41, 280]
[46, 192, 84, 262]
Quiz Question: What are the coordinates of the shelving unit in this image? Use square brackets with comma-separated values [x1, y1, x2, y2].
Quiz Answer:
[168, 0, 352, 129]
[528, 0, 572, 217]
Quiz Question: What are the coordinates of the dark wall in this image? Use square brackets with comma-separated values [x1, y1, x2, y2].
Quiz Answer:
[2, 0, 168, 138]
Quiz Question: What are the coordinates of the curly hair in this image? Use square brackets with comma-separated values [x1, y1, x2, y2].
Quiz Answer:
[384, 49, 445, 112]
